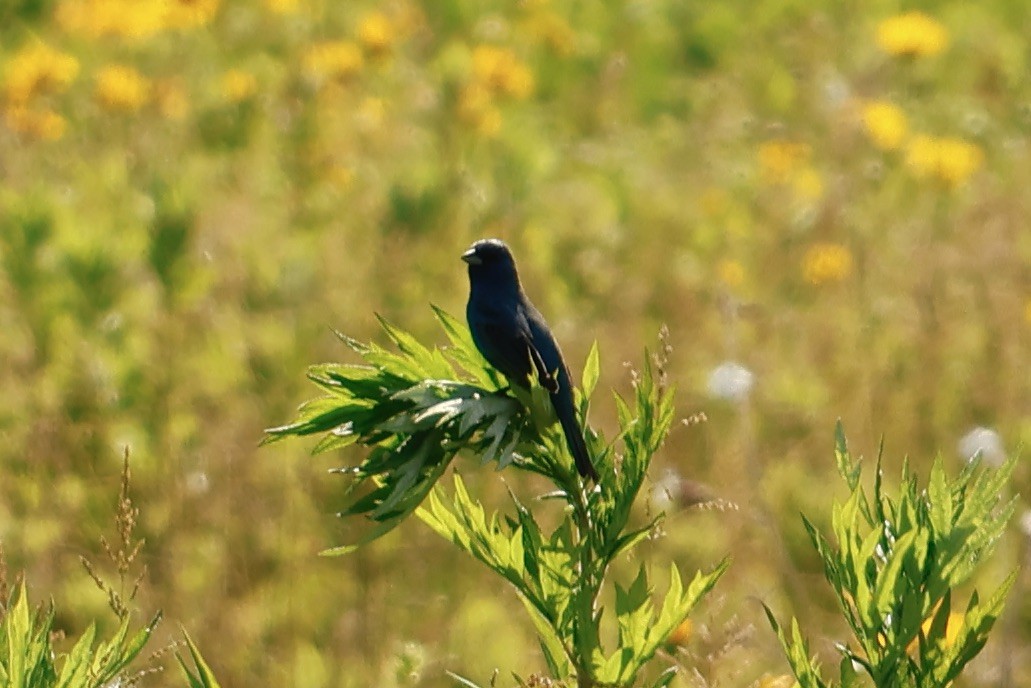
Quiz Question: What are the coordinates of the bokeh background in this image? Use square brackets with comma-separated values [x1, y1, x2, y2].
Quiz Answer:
[1, 0, 1029, 685]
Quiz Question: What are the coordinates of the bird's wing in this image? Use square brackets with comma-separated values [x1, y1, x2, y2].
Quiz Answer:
[521, 305, 564, 393]
[523, 305, 599, 481]
[524, 335, 559, 392]
[487, 307, 558, 392]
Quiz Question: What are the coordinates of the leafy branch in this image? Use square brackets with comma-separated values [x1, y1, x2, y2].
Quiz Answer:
[268, 308, 728, 686]
[764, 423, 1017, 688]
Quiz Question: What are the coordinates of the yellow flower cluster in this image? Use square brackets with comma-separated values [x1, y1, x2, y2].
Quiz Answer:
[458, 45, 535, 136]
[302, 41, 364, 86]
[876, 11, 949, 58]
[165, 0, 220, 29]
[471, 45, 535, 100]
[220, 69, 258, 103]
[4, 105, 68, 141]
[757, 139, 824, 201]
[299, 11, 404, 89]
[904, 135, 984, 187]
[858, 100, 982, 187]
[358, 11, 397, 57]
[3, 42, 80, 104]
[802, 242, 854, 285]
[58, 0, 165, 39]
[861, 100, 908, 151]
[264, 0, 299, 13]
[2, 42, 78, 141]
[458, 83, 502, 136]
[522, 9, 576, 56]
[56, 0, 218, 39]
[95, 64, 151, 112]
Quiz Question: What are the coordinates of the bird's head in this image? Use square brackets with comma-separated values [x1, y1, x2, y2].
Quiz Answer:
[461, 238, 521, 290]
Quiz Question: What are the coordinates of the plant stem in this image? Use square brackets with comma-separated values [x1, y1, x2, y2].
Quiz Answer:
[569, 477, 598, 686]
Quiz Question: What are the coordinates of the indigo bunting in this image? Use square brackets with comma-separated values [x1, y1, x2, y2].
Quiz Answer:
[462, 239, 599, 482]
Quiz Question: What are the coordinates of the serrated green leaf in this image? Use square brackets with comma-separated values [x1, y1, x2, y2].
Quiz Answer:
[873, 530, 916, 619]
[615, 565, 650, 616]
[519, 592, 572, 678]
[854, 527, 883, 629]
[55, 622, 95, 688]
[763, 604, 828, 688]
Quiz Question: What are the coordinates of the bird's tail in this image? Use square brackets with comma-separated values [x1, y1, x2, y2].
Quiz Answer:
[553, 391, 599, 482]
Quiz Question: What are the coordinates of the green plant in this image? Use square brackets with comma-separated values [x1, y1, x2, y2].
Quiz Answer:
[764, 424, 1017, 687]
[0, 580, 159, 688]
[268, 307, 728, 687]
[0, 450, 223, 688]
[0, 453, 160, 688]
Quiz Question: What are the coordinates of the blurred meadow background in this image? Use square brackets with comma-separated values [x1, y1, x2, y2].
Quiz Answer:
[2, 0, 1030, 685]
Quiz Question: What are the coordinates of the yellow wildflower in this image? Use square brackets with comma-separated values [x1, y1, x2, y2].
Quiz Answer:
[861, 100, 908, 151]
[3, 43, 79, 104]
[358, 11, 396, 57]
[220, 69, 257, 102]
[95, 64, 151, 112]
[758, 140, 811, 185]
[264, 0, 299, 13]
[876, 12, 949, 58]
[302, 41, 364, 85]
[4, 105, 68, 141]
[758, 140, 823, 202]
[802, 242, 853, 285]
[457, 82, 501, 136]
[524, 10, 576, 56]
[56, 0, 167, 40]
[165, 0, 220, 29]
[905, 135, 983, 187]
[471, 45, 534, 99]
[717, 259, 745, 290]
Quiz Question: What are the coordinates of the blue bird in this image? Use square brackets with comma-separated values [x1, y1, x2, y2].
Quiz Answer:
[462, 238, 599, 482]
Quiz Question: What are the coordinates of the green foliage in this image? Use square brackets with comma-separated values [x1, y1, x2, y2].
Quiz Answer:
[272, 311, 728, 685]
[176, 631, 223, 688]
[0, 581, 159, 688]
[266, 307, 545, 553]
[3, 0, 1031, 684]
[764, 423, 1017, 688]
[0, 453, 223, 688]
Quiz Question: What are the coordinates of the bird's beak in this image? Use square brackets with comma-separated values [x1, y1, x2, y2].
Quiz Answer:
[461, 248, 481, 265]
